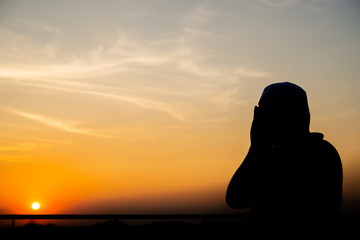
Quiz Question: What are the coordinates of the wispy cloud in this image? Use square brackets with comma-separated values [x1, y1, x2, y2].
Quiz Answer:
[258, 0, 301, 9]
[5, 79, 187, 121]
[1, 14, 272, 81]
[41, 24, 64, 35]
[235, 67, 274, 79]
[10, 109, 114, 138]
[186, 5, 214, 24]
[0, 142, 36, 152]
[0, 16, 274, 122]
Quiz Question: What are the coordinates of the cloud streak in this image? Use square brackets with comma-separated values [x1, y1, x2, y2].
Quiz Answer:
[0, 142, 36, 152]
[235, 67, 274, 79]
[0, 13, 274, 124]
[0, 19, 273, 81]
[5, 79, 187, 121]
[258, 0, 301, 9]
[10, 109, 114, 138]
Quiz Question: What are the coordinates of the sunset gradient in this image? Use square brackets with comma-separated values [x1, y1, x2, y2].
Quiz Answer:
[0, 0, 359, 214]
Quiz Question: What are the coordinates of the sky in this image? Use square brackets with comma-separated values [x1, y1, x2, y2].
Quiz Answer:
[0, 0, 359, 214]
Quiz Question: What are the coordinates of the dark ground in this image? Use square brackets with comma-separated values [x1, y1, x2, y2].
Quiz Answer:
[0, 219, 249, 239]
[0, 215, 359, 239]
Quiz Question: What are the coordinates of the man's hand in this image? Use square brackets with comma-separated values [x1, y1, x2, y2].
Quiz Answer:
[250, 106, 271, 149]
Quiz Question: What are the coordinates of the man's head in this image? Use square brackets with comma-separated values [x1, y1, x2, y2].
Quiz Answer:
[258, 82, 310, 143]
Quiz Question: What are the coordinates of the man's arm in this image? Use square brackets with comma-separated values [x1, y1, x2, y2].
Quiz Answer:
[226, 147, 254, 209]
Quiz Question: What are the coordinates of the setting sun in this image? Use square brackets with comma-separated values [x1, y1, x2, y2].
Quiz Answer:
[32, 202, 40, 211]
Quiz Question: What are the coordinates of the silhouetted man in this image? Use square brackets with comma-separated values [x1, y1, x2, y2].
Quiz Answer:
[226, 82, 342, 229]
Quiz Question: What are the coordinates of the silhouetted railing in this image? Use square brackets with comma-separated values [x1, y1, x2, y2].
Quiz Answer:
[0, 214, 248, 229]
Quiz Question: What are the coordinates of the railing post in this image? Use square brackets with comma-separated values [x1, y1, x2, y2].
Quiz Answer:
[12, 218, 15, 230]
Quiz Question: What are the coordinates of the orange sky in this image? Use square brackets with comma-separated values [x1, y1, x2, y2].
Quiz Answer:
[0, 0, 359, 214]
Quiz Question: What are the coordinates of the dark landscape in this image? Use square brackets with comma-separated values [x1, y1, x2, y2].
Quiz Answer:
[0, 214, 359, 239]
[0, 219, 248, 239]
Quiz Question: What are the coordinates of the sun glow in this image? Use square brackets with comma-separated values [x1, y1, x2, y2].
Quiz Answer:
[32, 202, 40, 210]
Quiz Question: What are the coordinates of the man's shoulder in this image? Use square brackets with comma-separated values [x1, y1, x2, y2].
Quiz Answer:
[309, 132, 341, 163]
